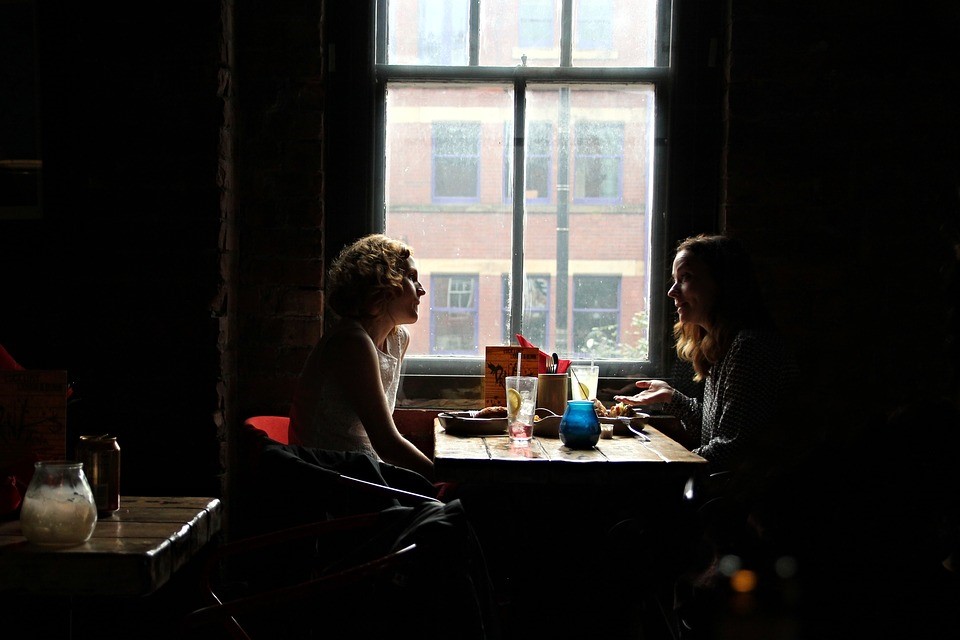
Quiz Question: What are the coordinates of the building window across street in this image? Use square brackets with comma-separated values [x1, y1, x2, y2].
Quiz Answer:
[502, 274, 551, 347]
[433, 121, 481, 202]
[572, 274, 622, 358]
[430, 274, 479, 355]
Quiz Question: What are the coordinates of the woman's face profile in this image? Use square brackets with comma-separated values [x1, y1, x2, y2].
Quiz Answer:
[384, 257, 425, 325]
[668, 250, 717, 330]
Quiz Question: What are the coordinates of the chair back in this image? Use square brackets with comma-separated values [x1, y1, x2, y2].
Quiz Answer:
[243, 415, 290, 444]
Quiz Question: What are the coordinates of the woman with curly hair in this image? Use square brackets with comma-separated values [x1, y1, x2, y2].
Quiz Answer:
[289, 234, 434, 478]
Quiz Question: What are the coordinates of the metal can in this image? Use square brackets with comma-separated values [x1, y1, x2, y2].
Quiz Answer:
[77, 434, 121, 515]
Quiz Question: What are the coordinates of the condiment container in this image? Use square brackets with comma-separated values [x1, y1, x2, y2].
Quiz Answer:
[19, 461, 98, 545]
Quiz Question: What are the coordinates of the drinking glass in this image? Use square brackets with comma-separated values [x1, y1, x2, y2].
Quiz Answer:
[570, 365, 600, 401]
[506, 375, 538, 444]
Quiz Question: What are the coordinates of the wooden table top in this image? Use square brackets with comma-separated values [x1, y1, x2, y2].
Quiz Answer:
[0, 495, 222, 597]
[434, 419, 706, 486]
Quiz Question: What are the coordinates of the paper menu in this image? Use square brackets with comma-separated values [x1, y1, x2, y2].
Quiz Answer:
[484, 346, 538, 408]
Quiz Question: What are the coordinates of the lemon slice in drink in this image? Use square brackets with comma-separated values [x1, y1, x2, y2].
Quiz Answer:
[577, 381, 590, 399]
[507, 388, 522, 415]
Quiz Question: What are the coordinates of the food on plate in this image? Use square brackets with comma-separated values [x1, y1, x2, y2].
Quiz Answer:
[592, 400, 637, 418]
[607, 401, 637, 417]
[476, 405, 508, 418]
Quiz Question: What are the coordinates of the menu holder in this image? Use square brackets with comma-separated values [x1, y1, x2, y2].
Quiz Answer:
[0, 370, 68, 470]
[484, 346, 538, 408]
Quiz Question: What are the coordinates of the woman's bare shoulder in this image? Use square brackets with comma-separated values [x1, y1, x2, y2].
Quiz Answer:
[320, 321, 377, 361]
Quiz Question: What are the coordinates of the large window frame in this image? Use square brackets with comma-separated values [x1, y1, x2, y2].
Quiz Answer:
[371, 0, 676, 396]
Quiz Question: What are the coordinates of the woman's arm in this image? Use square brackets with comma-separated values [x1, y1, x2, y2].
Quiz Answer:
[694, 331, 793, 471]
[334, 327, 435, 479]
[614, 379, 701, 445]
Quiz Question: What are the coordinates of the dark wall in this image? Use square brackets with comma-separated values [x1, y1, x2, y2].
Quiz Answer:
[723, 1, 960, 436]
[2, 0, 957, 502]
[1, 2, 224, 496]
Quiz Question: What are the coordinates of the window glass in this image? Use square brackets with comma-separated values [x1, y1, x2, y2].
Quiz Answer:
[503, 120, 552, 203]
[430, 274, 479, 354]
[574, 121, 624, 202]
[519, 0, 555, 48]
[390, 0, 469, 65]
[379, 0, 669, 401]
[572, 275, 622, 358]
[575, 0, 613, 50]
[502, 274, 550, 346]
[433, 122, 481, 201]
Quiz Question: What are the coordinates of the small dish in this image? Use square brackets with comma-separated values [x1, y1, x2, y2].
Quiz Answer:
[598, 414, 648, 436]
[437, 411, 508, 436]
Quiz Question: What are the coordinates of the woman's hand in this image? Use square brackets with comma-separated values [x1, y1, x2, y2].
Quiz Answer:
[614, 379, 676, 406]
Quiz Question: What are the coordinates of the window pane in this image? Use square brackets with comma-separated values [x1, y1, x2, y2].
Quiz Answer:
[479, 0, 561, 67]
[572, 275, 622, 358]
[385, 84, 514, 357]
[503, 120, 553, 203]
[433, 122, 481, 200]
[576, 0, 613, 49]
[386, 82, 654, 363]
[502, 274, 550, 347]
[574, 121, 624, 201]
[388, 1, 663, 68]
[387, 0, 658, 67]
[431, 274, 479, 354]
[572, 0, 658, 67]
[389, 0, 469, 65]
[519, 0, 555, 48]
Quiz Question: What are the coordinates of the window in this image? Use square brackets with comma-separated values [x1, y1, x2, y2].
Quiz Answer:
[376, 0, 669, 396]
[519, 0, 555, 48]
[572, 275, 621, 358]
[433, 122, 481, 201]
[417, 0, 468, 65]
[575, 0, 613, 50]
[502, 274, 551, 347]
[574, 121, 624, 202]
[430, 274, 479, 355]
[503, 120, 552, 203]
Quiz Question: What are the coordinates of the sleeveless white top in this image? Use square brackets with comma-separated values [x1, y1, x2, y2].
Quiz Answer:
[291, 325, 407, 460]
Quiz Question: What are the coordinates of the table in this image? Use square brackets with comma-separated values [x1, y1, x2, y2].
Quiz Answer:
[434, 420, 707, 638]
[0, 495, 222, 597]
[434, 419, 706, 486]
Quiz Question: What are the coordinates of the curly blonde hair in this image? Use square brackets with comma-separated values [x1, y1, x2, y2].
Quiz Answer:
[672, 234, 774, 381]
[326, 234, 413, 319]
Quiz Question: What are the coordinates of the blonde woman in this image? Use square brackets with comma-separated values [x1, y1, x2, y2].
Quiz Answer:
[289, 234, 433, 479]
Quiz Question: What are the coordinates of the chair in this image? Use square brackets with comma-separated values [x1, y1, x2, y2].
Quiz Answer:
[243, 415, 290, 444]
[185, 511, 422, 639]
[185, 418, 500, 639]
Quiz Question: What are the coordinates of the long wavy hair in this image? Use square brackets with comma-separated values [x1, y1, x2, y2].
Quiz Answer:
[673, 234, 774, 381]
[326, 234, 412, 320]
